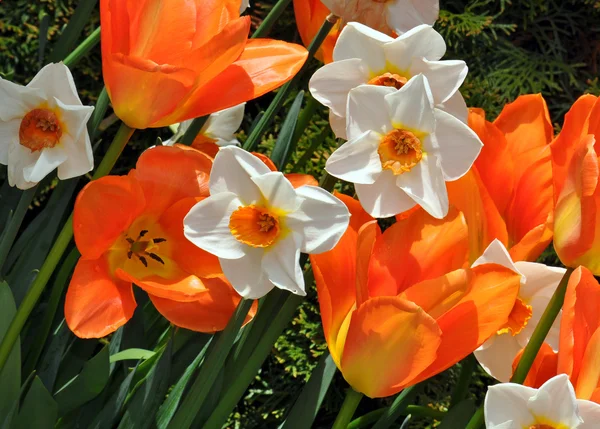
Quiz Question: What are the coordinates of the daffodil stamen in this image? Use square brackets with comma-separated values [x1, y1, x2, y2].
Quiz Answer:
[19, 108, 63, 152]
[378, 129, 423, 175]
[229, 205, 281, 248]
[368, 72, 407, 89]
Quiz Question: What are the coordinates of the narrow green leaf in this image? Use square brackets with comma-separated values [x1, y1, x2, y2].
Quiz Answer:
[14, 377, 58, 429]
[0, 282, 20, 422]
[48, 0, 99, 63]
[37, 12, 50, 67]
[0, 372, 36, 429]
[280, 352, 337, 429]
[37, 320, 73, 392]
[110, 348, 156, 363]
[88, 364, 139, 429]
[270, 90, 305, 170]
[438, 400, 476, 429]
[54, 346, 110, 416]
[118, 341, 172, 429]
[371, 385, 420, 429]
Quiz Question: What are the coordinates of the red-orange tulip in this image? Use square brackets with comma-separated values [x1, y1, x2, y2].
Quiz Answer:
[101, 0, 308, 129]
[293, 0, 340, 63]
[65, 145, 256, 338]
[551, 94, 600, 274]
[447, 95, 554, 263]
[311, 196, 522, 397]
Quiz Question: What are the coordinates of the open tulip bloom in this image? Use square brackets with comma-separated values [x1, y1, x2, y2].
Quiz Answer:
[325, 75, 482, 219]
[0, 63, 94, 190]
[184, 146, 350, 299]
[485, 374, 600, 428]
[310, 22, 468, 139]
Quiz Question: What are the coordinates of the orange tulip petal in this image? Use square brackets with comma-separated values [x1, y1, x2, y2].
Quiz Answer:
[172, 39, 308, 119]
[340, 296, 441, 398]
[116, 267, 210, 302]
[355, 221, 380, 306]
[65, 257, 136, 339]
[558, 266, 600, 384]
[369, 207, 469, 297]
[509, 220, 553, 262]
[73, 173, 146, 260]
[512, 342, 558, 388]
[285, 173, 318, 188]
[134, 144, 212, 216]
[190, 0, 243, 49]
[293, 0, 338, 63]
[159, 197, 222, 278]
[252, 152, 277, 171]
[575, 327, 600, 400]
[404, 264, 521, 384]
[149, 277, 256, 333]
[191, 141, 220, 159]
[334, 192, 374, 233]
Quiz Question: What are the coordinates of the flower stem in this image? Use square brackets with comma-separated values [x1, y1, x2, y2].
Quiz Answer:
[331, 388, 363, 429]
[180, 116, 209, 146]
[63, 27, 100, 68]
[348, 406, 447, 429]
[251, 0, 293, 39]
[243, 14, 339, 152]
[372, 384, 419, 429]
[0, 185, 37, 274]
[0, 123, 135, 374]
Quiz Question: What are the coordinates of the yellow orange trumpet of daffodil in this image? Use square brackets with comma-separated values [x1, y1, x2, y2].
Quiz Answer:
[447, 94, 554, 263]
[101, 0, 308, 129]
[310, 195, 522, 398]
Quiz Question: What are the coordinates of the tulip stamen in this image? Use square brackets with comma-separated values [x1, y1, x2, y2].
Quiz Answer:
[125, 230, 168, 267]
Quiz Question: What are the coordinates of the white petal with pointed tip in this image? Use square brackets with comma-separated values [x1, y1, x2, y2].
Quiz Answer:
[355, 170, 416, 218]
[326, 130, 383, 185]
[333, 22, 391, 69]
[0, 78, 43, 121]
[410, 58, 468, 105]
[578, 399, 600, 428]
[220, 249, 275, 299]
[251, 172, 299, 213]
[310, 58, 369, 117]
[396, 153, 448, 219]
[385, 74, 435, 133]
[7, 144, 39, 190]
[329, 110, 347, 140]
[472, 239, 523, 279]
[285, 186, 350, 254]
[27, 63, 83, 107]
[528, 374, 582, 428]
[346, 85, 395, 139]
[475, 333, 525, 383]
[485, 382, 538, 428]
[262, 233, 305, 295]
[383, 24, 446, 70]
[437, 90, 468, 124]
[0, 119, 19, 164]
[24, 146, 68, 183]
[203, 103, 245, 142]
[209, 146, 268, 204]
[57, 133, 94, 180]
[386, 0, 440, 34]
[183, 192, 246, 259]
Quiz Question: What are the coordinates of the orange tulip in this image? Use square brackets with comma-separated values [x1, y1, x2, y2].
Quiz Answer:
[551, 94, 600, 274]
[293, 0, 341, 63]
[447, 94, 554, 263]
[512, 266, 600, 403]
[311, 196, 522, 397]
[65, 145, 256, 338]
[101, 0, 308, 129]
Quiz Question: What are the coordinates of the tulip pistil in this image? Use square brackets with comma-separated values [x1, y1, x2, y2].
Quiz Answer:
[19, 108, 63, 152]
[368, 72, 408, 89]
[126, 229, 167, 268]
[229, 205, 281, 248]
[378, 129, 423, 175]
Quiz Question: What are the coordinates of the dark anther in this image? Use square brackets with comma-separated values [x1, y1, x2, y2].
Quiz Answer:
[153, 238, 167, 244]
[138, 256, 148, 267]
[126, 237, 135, 244]
[127, 251, 133, 259]
[146, 252, 165, 265]
[139, 230, 149, 238]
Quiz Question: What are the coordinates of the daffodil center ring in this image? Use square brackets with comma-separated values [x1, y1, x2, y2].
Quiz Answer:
[378, 129, 423, 175]
[229, 205, 281, 248]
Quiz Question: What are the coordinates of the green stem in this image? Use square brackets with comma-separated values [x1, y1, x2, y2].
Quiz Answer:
[180, 116, 209, 146]
[243, 14, 339, 152]
[251, 0, 293, 38]
[331, 389, 363, 429]
[62, 27, 100, 68]
[88, 87, 109, 140]
[450, 354, 477, 407]
[511, 267, 573, 383]
[348, 405, 447, 429]
[465, 407, 485, 429]
[0, 123, 135, 374]
[167, 299, 253, 429]
[372, 385, 419, 429]
[0, 186, 37, 274]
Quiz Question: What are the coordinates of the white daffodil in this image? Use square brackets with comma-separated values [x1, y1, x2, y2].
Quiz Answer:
[0, 63, 94, 190]
[472, 240, 565, 383]
[321, 0, 439, 36]
[485, 374, 600, 428]
[164, 103, 245, 148]
[310, 22, 467, 139]
[183, 146, 350, 299]
[240, 0, 250, 12]
[325, 75, 481, 219]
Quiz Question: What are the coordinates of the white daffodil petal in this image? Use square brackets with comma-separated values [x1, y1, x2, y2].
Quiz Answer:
[24, 146, 68, 183]
[386, 0, 440, 34]
[209, 146, 269, 204]
[28, 63, 83, 107]
[310, 59, 369, 117]
[285, 185, 350, 254]
[485, 382, 537, 428]
[220, 249, 276, 299]
[433, 108, 483, 181]
[529, 375, 582, 428]
[57, 133, 94, 180]
[577, 399, 600, 428]
[329, 110, 348, 140]
[262, 233, 305, 295]
[475, 333, 524, 383]
[355, 170, 416, 218]
[326, 130, 383, 185]
[333, 22, 391, 69]
[56, 98, 94, 140]
[383, 24, 446, 71]
[472, 239, 522, 279]
[347, 85, 395, 138]
[410, 58, 468, 105]
[7, 144, 40, 190]
[203, 103, 245, 141]
[0, 77, 43, 121]
[183, 192, 246, 259]
[251, 172, 299, 213]
[515, 262, 566, 301]
[213, 137, 240, 147]
[0, 119, 20, 164]
[518, 294, 562, 351]
[385, 74, 435, 133]
[396, 154, 448, 219]
[437, 90, 468, 124]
